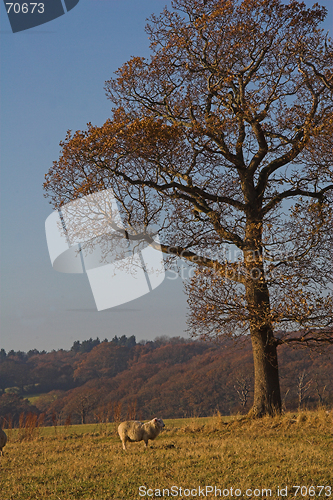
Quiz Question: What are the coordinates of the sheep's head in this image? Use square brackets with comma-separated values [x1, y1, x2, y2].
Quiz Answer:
[153, 418, 165, 428]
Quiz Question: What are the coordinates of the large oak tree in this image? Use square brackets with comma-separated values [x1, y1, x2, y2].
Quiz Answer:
[44, 0, 333, 416]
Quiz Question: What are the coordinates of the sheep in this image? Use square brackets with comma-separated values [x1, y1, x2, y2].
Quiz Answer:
[118, 418, 165, 450]
[0, 428, 7, 456]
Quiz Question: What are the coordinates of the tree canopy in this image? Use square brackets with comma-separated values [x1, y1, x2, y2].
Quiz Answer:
[44, 0, 333, 416]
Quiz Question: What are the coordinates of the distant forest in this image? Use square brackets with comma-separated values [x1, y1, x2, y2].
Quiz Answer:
[0, 335, 332, 426]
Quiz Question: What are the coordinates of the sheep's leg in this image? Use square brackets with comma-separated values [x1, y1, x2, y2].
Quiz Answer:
[144, 440, 148, 448]
[122, 440, 127, 450]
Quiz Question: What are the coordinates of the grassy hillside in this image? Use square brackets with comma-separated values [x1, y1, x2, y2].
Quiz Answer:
[0, 410, 332, 500]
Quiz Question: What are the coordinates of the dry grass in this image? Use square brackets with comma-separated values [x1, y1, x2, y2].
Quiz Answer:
[0, 410, 332, 500]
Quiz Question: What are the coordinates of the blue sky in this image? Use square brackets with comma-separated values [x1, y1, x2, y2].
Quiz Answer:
[0, 0, 332, 352]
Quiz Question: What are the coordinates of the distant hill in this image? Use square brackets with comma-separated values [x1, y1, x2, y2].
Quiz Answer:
[0, 336, 331, 425]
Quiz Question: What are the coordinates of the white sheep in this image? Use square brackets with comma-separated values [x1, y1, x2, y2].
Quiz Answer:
[118, 418, 165, 450]
[0, 428, 7, 456]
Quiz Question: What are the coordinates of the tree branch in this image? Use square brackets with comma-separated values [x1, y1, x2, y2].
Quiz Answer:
[262, 185, 333, 215]
[160, 243, 245, 284]
[300, 56, 333, 91]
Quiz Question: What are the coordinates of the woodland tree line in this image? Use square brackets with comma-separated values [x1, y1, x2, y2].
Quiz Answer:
[0, 335, 331, 426]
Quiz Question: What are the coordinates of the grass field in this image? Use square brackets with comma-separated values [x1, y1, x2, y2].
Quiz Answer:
[0, 410, 332, 500]
[23, 394, 45, 405]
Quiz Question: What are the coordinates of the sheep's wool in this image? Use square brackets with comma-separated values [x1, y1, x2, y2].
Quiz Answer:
[118, 418, 165, 450]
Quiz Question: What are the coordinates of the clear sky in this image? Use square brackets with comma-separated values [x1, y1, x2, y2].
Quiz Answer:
[0, 0, 332, 352]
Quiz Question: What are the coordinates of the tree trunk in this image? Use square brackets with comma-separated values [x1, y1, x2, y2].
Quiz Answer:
[249, 326, 281, 417]
[244, 219, 282, 417]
